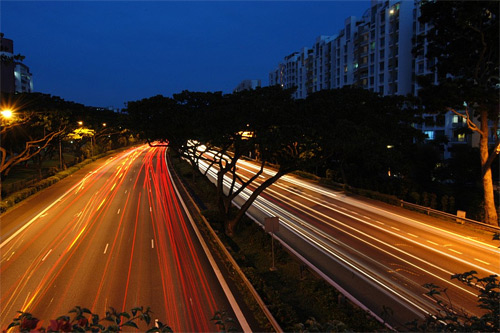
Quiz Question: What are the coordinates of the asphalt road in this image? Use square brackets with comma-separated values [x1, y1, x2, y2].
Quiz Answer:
[1, 145, 252, 332]
[197, 156, 500, 330]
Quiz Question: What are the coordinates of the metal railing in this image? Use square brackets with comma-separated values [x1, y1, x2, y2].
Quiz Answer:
[399, 200, 500, 232]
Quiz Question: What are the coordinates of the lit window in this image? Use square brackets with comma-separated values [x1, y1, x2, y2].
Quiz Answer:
[458, 133, 465, 142]
[424, 131, 434, 140]
[452, 115, 459, 123]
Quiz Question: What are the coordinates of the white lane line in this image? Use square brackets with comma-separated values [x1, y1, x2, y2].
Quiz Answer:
[125, 190, 128, 194]
[150, 207, 152, 212]
[41, 249, 52, 262]
[151, 239, 154, 249]
[22, 292, 31, 309]
[427, 240, 439, 246]
[391, 227, 400, 231]
[407, 233, 418, 238]
[117, 208, 121, 214]
[474, 258, 490, 265]
[6, 251, 15, 261]
[104, 243, 109, 254]
[449, 248, 462, 255]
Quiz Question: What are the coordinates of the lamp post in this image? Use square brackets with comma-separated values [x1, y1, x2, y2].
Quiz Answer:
[387, 145, 394, 177]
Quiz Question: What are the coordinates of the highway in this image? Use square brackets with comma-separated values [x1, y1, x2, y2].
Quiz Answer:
[196, 155, 500, 329]
[0, 145, 251, 332]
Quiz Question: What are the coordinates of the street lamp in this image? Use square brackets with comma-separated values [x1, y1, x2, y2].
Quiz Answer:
[1, 109, 13, 119]
[387, 145, 394, 177]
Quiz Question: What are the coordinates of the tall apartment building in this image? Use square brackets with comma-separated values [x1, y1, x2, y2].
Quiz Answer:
[1, 33, 15, 94]
[14, 62, 33, 93]
[0, 33, 33, 94]
[270, 1, 415, 97]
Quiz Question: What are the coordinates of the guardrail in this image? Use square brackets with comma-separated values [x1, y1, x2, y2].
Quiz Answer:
[398, 200, 500, 232]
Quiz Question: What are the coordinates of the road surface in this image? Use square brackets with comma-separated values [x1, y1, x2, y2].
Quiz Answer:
[1, 145, 252, 332]
[197, 155, 500, 329]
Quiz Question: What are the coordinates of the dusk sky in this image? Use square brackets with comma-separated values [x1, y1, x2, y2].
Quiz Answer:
[2, 1, 370, 109]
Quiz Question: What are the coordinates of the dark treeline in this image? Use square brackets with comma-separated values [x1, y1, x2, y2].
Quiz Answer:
[125, 85, 493, 232]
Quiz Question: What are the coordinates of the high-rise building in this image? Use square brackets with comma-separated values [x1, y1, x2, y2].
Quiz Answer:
[14, 62, 33, 93]
[0, 33, 33, 94]
[1, 33, 15, 94]
[270, 1, 415, 98]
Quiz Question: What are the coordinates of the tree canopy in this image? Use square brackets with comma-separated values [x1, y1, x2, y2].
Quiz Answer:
[126, 85, 423, 235]
[414, 0, 499, 225]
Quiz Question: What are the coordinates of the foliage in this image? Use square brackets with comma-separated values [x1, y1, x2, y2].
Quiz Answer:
[5, 306, 173, 332]
[0, 92, 134, 187]
[414, 0, 499, 225]
[304, 86, 423, 187]
[127, 86, 332, 236]
[211, 310, 237, 332]
[407, 271, 499, 332]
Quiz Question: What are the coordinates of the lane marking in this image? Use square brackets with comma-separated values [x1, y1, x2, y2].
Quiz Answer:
[449, 248, 462, 255]
[97, 198, 106, 211]
[150, 207, 152, 212]
[151, 239, 154, 249]
[427, 240, 439, 246]
[7, 251, 15, 261]
[117, 208, 121, 214]
[474, 258, 490, 265]
[104, 243, 109, 254]
[41, 249, 52, 262]
[407, 233, 418, 238]
[391, 227, 400, 231]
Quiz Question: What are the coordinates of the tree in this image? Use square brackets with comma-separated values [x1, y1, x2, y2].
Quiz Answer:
[414, 0, 499, 225]
[0, 102, 67, 179]
[304, 87, 423, 190]
[127, 86, 330, 236]
[407, 271, 499, 332]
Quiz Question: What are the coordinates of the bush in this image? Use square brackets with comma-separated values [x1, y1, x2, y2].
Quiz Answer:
[5, 306, 173, 332]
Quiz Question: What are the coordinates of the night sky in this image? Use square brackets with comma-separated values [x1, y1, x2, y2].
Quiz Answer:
[2, 1, 370, 109]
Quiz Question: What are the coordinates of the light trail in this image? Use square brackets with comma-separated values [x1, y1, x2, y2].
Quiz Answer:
[195, 155, 492, 321]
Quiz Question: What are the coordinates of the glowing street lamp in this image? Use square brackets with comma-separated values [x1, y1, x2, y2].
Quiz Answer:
[77, 121, 83, 126]
[1, 109, 13, 119]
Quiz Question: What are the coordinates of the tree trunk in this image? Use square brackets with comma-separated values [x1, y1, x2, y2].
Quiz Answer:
[479, 110, 498, 225]
[225, 170, 285, 236]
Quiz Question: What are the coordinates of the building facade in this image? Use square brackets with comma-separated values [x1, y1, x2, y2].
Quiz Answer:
[14, 62, 33, 93]
[1, 33, 15, 94]
[0, 33, 33, 94]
